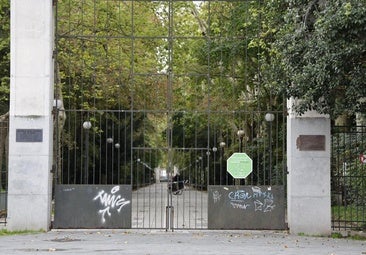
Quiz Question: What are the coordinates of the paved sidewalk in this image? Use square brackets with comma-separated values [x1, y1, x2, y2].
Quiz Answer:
[0, 229, 365, 255]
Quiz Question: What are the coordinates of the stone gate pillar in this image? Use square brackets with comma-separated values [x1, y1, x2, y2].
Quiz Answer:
[8, 0, 54, 231]
[287, 98, 331, 235]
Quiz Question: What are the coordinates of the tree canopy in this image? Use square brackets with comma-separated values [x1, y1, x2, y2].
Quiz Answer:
[0, 0, 9, 114]
[0, 0, 364, 118]
[270, 0, 366, 119]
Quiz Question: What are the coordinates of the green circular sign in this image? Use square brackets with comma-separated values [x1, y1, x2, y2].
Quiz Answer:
[227, 153, 253, 179]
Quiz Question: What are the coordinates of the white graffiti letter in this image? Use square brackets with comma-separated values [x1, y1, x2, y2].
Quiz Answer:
[93, 186, 131, 223]
[213, 191, 221, 203]
[254, 200, 263, 211]
[263, 199, 275, 212]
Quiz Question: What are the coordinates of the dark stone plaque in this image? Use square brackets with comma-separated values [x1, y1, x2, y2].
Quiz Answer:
[296, 135, 325, 151]
[16, 129, 43, 142]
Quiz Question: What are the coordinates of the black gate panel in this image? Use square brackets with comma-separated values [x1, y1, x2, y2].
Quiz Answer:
[208, 185, 285, 229]
[54, 185, 132, 228]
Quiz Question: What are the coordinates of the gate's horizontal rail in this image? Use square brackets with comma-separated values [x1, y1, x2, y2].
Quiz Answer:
[60, 109, 284, 114]
[133, 147, 209, 151]
[58, 34, 250, 40]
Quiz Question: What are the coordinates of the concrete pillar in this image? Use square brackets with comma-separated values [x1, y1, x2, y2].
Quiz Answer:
[8, 0, 54, 231]
[287, 99, 331, 235]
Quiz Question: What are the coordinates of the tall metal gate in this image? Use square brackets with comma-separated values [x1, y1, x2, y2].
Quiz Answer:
[53, 0, 287, 230]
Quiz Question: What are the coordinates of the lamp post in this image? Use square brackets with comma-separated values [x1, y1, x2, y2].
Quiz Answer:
[82, 121, 92, 184]
[198, 156, 203, 185]
[237, 130, 245, 185]
[237, 130, 245, 153]
[219, 141, 225, 185]
[115, 143, 120, 182]
[106, 137, 113, 183]
[265, 113, 275, 185]
[212, 147, 217, 185]
[53, 99, 63, 184]
[137, 158, 154, 184]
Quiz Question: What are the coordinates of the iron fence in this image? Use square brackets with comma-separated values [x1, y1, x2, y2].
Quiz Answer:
[56, 109, 286, 188]
[331, 126, 366, 231]
[0, 120, 8, 225]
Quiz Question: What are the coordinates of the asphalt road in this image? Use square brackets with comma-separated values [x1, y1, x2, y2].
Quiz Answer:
[0, 229, 365, 255]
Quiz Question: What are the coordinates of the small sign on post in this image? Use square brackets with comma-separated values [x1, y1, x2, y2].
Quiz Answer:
[227, 152, 253, 179]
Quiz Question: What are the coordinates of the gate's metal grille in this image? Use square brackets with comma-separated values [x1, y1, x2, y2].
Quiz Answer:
[332, 126, 366, 231]
[55, 0, 287, 229]
[0, 120, 8, 225]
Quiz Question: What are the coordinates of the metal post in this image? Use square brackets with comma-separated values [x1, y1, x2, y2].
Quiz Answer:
[166, 167, 174, 231]
[237, 130, 245, 186]
[83, 121, 92, 184]
[239, 137, 243, 153]
[219, 142, 226, 185]
[166, 205, 174, 232]
[265, 113, 275, 185]
[165, 0, 174, 232]
[269, 121, 272, 185]
[84, 130, 89, 184]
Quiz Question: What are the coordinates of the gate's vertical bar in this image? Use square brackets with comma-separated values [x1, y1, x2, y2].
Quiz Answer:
[105, 117, 108, 184]
[98, 113, 102, 184]
[130, 0, 136, 227]
[111, 118, 115, 184]
[206, 0, 212, 189]
[0, 120, 8, 225]
[165, 0, 174, 232]
[124, 112, 127, 184]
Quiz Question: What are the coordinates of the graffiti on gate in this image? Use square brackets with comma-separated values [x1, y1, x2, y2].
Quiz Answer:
[93, 186, 131, 223]
[227, 189, 252, 210]
[212, 190, 222, 203]
[212, 186, 276, 213]
[208, 185, 285, 229]
[252, 186, 275, 212]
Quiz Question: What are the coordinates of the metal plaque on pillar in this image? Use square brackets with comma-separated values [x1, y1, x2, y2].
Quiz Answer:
[16, 129, 43, 142]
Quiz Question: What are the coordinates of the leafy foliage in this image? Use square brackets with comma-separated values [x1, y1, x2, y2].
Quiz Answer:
[272, 0, 366, 118]
[0, 0, 9, 114]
